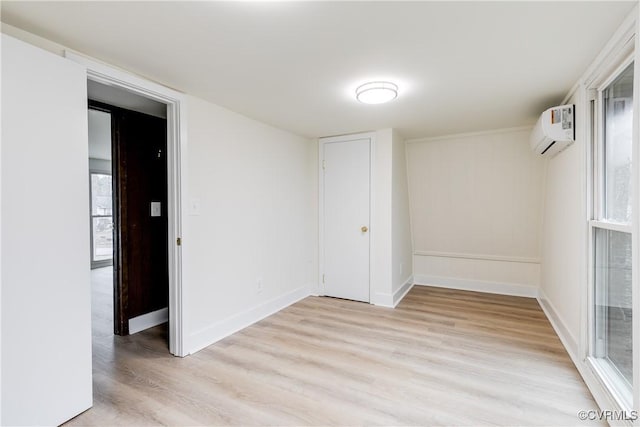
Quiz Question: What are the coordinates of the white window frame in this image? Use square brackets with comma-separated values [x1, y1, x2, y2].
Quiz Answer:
[89, 170, 113, 269]
[586, 45, 636, 413]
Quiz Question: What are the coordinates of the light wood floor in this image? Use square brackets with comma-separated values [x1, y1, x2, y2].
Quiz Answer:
[69, 271, 601, 426]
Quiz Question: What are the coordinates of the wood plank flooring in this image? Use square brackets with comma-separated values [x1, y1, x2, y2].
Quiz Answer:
[68, 270, 601, 426]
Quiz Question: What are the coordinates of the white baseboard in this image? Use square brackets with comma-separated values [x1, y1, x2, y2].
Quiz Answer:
[413, 274, 539, 298]
[536, 289, 625, 421]
[309, 283, 322, 297]
[370, 292, 393, 307]
[129, 307, 168, 335]
[393, 275, 414, 306]
[536, 289, 578, 356]
[371, 276, 414, 308]
[188, 284, 311, 354]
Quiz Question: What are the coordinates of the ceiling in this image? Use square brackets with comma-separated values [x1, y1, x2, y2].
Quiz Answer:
[88, 80, 167, 119]
[1, 1, 635, 139]
[87, 81, 168, 161]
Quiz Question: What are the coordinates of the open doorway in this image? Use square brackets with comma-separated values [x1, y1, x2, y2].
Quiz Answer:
[87, 80, 170, 344]
[67, 48, 186, 357]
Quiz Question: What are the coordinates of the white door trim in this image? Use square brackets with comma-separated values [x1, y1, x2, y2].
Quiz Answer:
[318, 132, 375, 301]
[129, 308, 169, 335]
[64, 50, 188, 357]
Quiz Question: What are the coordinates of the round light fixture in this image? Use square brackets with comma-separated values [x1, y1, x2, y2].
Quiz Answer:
[355, 81, 398, 104]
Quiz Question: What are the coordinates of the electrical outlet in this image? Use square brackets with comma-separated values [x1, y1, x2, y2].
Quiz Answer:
[257, 278, 263, 294]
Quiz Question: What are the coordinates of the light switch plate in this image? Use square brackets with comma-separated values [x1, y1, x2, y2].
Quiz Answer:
[190, 198, 201, 216]
[150, 201, 161, 217]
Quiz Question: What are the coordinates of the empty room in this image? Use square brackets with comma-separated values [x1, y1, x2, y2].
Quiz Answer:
[2, 1, 640, 426]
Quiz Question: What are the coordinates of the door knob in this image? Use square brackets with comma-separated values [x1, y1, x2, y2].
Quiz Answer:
[361, 226, 368, 233]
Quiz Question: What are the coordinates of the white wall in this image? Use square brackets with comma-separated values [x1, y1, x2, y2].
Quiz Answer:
[539, 92, 584, 354]
[183, 96, 317, 353]
[0, 35, 3, 424]
[391, 130, 413, 299]
[406, 127, 545, 296]
[370, 129, 393, 305]
[88, 80, 166, 119]
[88, 109, 111, 161]
[367, 129, 414, 307]
[1, 34, 92, 425]
[537, 8, 639, 413]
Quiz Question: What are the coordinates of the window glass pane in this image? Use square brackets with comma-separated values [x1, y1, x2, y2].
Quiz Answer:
[603, 63, 634, 223]
[91, 173, 112, 216]
[594, 228, 632, 386]
[92, 217, 113, 262]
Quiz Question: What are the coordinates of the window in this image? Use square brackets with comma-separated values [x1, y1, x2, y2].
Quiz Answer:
[603, 66, 634, 224]
[594, 228, 632, 384]
[590, 61, 634, 407]
[90, 172, 113, 267]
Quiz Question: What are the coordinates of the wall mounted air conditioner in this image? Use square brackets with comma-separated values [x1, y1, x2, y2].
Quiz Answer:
[530, 104, 575, 157]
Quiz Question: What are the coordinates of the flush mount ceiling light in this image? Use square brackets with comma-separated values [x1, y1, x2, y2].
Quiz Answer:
[355, 81, 398, 104]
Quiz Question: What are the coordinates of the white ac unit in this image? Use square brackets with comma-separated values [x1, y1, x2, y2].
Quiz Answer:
[530, 104, 575, 157]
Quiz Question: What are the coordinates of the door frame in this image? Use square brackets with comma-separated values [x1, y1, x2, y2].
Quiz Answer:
[318, 132, 375, 301]
[65, 50, 187, 357]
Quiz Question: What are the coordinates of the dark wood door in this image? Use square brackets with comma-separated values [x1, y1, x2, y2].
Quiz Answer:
[108, 104, 168, 335]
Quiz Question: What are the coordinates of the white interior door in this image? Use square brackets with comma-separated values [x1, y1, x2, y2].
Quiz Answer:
[323, 138, 371, 302]
[1, 34, 92, 425]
